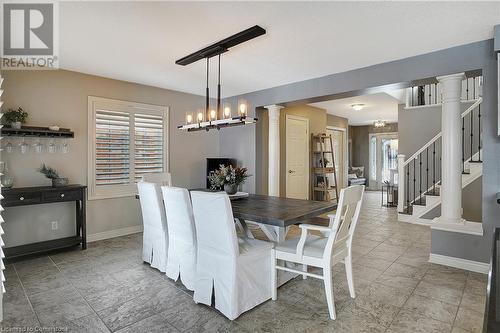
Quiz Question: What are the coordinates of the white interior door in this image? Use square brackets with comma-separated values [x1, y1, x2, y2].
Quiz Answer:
[286, 115, 309, 199]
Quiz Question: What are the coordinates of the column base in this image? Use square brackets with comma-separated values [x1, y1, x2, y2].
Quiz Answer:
[431, 217, 483, 236]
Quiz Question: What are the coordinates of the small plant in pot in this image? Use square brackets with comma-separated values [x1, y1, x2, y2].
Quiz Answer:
[38, 164, 69, 187]
[208, 165, 249, 195]
[3, 107, 28, 129]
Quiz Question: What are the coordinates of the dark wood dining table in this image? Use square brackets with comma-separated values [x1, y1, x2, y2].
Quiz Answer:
[137, 190, 337, 243]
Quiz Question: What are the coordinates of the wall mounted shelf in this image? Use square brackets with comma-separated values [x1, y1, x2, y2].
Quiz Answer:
[1, 125, 74, 138]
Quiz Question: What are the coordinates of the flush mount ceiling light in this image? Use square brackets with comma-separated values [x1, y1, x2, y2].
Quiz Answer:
[374, 120, 386, 128]
[177, 25, 266, 132]
[351, 104, 365, 111]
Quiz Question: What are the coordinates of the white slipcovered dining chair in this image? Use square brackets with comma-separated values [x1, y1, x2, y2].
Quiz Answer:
[161, 186, 197, 291]
[137, 181, 168, 272]
[190, 191, 274, 320]
[271, 185, 364, 320]
[142, 172, 172, 186]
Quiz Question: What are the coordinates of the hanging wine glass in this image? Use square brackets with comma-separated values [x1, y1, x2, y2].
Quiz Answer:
[4, 139, 13, 153]
[48, 138, 57, 154]
[19, 137, 29, 154]
[33, 137, 44, 154]
[61, 139, 70, 154]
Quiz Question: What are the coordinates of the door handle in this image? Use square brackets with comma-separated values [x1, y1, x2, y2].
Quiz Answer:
[288, 170, 295, 174]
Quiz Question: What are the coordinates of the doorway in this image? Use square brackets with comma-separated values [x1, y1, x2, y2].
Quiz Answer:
[369, 132, 398, 190]
[285, 115, 309, 199]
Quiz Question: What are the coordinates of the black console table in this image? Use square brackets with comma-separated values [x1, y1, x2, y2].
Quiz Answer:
[2, 184, 87, 260]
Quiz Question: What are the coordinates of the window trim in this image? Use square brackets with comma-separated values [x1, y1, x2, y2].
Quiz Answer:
[87, 96, 169, 200]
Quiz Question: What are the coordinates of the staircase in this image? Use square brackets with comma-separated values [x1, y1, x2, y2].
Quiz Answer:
[397, 76, 483, 225]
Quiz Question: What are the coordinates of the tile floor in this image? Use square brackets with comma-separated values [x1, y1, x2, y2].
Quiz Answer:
[2, 192, 487, 332]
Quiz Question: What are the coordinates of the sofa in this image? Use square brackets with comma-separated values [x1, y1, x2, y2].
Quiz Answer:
[348, 166, 367, 186]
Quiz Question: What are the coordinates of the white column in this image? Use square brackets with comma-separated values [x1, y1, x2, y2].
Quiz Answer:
[265, 105, 284, 197]
[436, 73, 465, 225]
[397, 154, 406, 213]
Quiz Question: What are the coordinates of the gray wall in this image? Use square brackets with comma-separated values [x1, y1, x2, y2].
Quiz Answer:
[2, 70, 219, 247]
[221, 39, 498, 263]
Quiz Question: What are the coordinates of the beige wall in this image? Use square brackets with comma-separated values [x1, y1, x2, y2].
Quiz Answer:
[2, 70, 219, 246]
[326, 114, 348, 129]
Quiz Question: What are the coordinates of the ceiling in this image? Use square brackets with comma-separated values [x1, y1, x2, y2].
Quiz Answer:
[310, 92, 402, 126]
[60, 2, 499, 98]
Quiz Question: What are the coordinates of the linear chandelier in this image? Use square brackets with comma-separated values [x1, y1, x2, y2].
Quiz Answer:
[177, 25, 266, 132]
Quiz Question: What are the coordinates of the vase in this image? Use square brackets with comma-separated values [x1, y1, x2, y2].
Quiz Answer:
[11, 122, 21, 129]
[224, 183, 238, 195]
[52, 178, 69, 187]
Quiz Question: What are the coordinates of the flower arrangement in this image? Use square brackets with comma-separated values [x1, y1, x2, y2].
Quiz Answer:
[208, 165, 250, 194]
[3, 107, 28, 128]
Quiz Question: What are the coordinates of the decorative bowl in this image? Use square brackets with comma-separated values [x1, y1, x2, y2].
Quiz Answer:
[52, 178, 68, 187]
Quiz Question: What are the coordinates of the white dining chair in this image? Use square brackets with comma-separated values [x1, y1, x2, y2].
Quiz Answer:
[190, 191, 274, 320]
[271, 185, 365, 320]
[142, 172, 172, 186]
[137, 181, 169, 272]
[161, 186, 197, 291]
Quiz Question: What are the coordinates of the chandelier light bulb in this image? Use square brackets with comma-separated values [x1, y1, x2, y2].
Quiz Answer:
[210, 109, 217, 120]
[239, 103, 247, 116]
[197, 112, 204, 122]
[186, 114, 193, 124]
[224, 106, 231, 118]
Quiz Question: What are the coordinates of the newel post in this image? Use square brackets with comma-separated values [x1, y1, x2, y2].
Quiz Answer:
[397, 154, 406, 213]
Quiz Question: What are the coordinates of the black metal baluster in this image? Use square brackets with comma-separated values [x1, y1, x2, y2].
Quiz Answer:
[462, 117, 465, 173]
[470, 108, 474, 162]
[428, 85, 431, 106]
[411, 87, 414, 106]
[426, 147, 429, 195]
[432, 142, 436, 194]
[413, 159, 416, 206]
[466, 78, 469, 100]
[435, 84, 438, 104]
[406, 164, 410, 212]
[419, 153, 422, 204]
[478, 104, 482, 162]
[418, 86, 425, 106]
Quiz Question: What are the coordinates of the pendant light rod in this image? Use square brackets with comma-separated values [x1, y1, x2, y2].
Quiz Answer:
[217, 54, 221, 118]
[206, 57, 209, 120]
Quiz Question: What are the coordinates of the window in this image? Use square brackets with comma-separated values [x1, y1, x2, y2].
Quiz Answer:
[88, 97, 168, 200]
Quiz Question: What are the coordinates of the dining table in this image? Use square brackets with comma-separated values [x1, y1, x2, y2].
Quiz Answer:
[136, 190, 337, 243]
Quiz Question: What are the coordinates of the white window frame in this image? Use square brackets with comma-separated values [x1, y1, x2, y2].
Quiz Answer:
[88, 96, 169, 200]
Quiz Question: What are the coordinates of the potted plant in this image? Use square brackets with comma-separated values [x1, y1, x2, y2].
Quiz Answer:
[3, 107, 28, 129]
[208, 165, 249, 195]
[38, 164, 69, 187]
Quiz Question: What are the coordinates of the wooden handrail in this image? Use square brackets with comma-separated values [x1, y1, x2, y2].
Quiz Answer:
[402, 98, 482, 167]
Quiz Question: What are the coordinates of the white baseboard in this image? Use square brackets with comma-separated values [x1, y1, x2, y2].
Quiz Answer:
[87, 225, 143, 243]
[429, 253, 490, 274]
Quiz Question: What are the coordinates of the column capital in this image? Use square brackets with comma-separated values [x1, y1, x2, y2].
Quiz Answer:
[264, 104, 285, 113]
[436, 72, 465, 83]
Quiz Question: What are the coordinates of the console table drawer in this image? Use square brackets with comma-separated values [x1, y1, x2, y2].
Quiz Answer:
[44, 190, 81, 202]
[3, 192, 42, 206]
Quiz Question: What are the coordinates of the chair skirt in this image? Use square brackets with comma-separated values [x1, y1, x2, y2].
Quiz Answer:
[143, 226, 168, 272]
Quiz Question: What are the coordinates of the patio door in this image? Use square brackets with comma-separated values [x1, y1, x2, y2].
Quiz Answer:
[369, 133, 398, 190]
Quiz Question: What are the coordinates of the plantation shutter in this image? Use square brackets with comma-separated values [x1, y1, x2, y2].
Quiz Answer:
[134, 113, 165, 181]
[95, 109, 131, 186]
[88, 97, 168, 200]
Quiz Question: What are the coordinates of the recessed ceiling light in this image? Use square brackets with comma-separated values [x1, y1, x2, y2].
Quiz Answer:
[351, 104, 365, 111]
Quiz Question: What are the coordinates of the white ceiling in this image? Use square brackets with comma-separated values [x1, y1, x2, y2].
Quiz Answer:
[310, 92, 401, 126]
[60, 2, 500, 98]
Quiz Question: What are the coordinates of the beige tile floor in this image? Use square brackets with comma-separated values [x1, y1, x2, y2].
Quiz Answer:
[1, 191, 487, 332]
